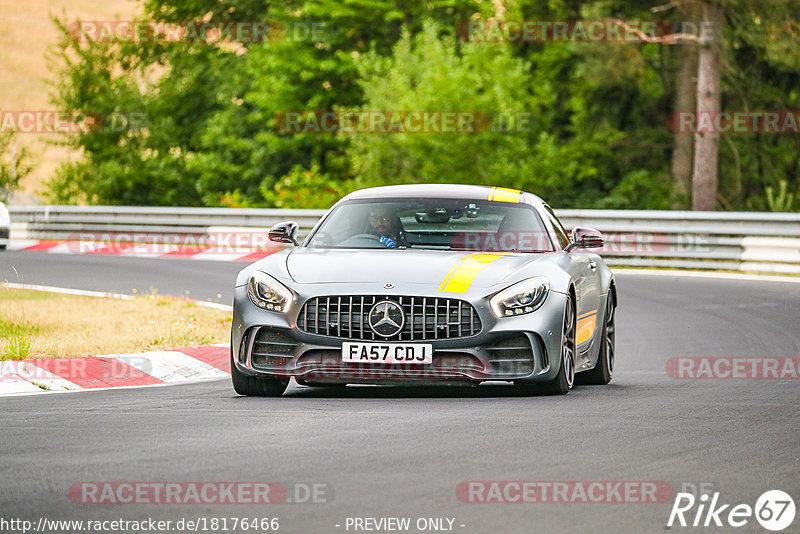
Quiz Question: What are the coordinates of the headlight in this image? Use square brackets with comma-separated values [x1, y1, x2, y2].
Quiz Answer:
[247, 271, 292, 312]
[490, 277, 549, 318]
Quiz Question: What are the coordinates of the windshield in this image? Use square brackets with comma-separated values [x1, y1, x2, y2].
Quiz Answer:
[306, 198, 555, 252]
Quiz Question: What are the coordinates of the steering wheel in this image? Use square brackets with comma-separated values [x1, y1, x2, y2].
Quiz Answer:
[350, 233, 382, 242]
[336, 233, 389, 248]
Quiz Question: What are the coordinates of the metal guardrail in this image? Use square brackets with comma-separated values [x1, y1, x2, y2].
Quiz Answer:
[8, 206, 325, 236]
[8, 206, 800, 274]
[554, 210, 800, 274]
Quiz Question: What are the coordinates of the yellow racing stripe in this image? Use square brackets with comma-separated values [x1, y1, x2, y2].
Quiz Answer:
[487, 187, 521, 203]
[438, 253, 509, 293]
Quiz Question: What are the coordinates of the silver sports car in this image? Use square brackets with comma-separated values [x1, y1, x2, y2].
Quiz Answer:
[231, 184, 616, 396]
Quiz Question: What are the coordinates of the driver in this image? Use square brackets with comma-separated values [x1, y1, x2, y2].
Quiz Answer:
[366, 208, 406, 248]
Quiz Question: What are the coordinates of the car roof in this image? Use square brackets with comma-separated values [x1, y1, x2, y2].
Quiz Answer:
[342, 184, 545, 206]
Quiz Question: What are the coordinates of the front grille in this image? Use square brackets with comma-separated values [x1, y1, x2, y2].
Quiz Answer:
[296, 296, 482, 341]
[250, 327, 297, 366]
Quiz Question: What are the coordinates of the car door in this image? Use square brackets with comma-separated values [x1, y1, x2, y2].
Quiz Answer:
[542, 205, 602, 364]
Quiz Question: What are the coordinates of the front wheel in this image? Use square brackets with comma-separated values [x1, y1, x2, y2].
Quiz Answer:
[230, 351, 288, 397]
[515, 294, 575, 396]
[576, 292, 615, 385]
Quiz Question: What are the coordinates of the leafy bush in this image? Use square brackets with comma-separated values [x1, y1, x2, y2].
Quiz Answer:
[261, 164, 345, 209]
[0, 133, 31, 202]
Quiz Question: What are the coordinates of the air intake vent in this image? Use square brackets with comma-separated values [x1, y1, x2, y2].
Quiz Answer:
[251, 327, 297, 366]
[485, 334, 534, 375]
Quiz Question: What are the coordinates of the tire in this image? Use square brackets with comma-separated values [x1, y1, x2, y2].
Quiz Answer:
[576, 292, 615, 385]
[230, 351, 288, 397]
[515, 294, 576, 396]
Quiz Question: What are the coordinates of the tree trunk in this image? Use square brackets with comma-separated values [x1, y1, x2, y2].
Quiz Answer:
[692, 1, 723, 211]
[671, 4, 698, 209]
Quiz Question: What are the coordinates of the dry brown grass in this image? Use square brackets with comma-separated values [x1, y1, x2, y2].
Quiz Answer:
[0, 0, 139, 201]
[0, 287, 231, 359]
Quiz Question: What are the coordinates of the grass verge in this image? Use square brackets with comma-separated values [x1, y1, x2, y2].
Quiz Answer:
[0, 287, 231, 360]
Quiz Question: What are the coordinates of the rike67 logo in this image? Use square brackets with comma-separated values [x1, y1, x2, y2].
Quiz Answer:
[667, 490, 795, 531]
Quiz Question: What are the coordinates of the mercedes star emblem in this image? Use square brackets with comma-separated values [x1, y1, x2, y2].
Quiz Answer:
[368, 300, 405, 337]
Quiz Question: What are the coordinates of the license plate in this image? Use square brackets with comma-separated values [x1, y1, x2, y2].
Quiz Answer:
[342, 342, 433, 364]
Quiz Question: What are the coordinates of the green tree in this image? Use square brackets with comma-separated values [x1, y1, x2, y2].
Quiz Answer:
[347, 16, 660, 208]
[717, 0, 800, 211]
[187, 0, 487, 205]
[44, 0, 800, 211]
[0, 133, 32, 201]
[345, 22, 534, 189]
[46, 14, 235, 205]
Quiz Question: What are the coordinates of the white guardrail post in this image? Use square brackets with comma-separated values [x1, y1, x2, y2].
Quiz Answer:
[7, 206, 800, 274]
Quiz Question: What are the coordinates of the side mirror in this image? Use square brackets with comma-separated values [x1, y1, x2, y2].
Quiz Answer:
[268, 221, 300, 246]
[565, 227, 604, 252]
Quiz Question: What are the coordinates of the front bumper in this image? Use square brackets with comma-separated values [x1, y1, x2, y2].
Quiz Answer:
[231, 284, 567, 385]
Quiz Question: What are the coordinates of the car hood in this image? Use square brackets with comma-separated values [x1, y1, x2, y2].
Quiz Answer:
[285, 248, 548, 289]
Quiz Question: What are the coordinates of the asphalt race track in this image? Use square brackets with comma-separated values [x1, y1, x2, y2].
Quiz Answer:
[0, 252, 242, 303]
[1, 250, 798, 534]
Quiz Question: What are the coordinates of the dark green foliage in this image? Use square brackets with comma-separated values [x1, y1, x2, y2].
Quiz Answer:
[44, 0, 800, 210]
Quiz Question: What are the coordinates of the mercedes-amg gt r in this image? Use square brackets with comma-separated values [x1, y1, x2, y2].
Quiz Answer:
[231, 184, 616, 396]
